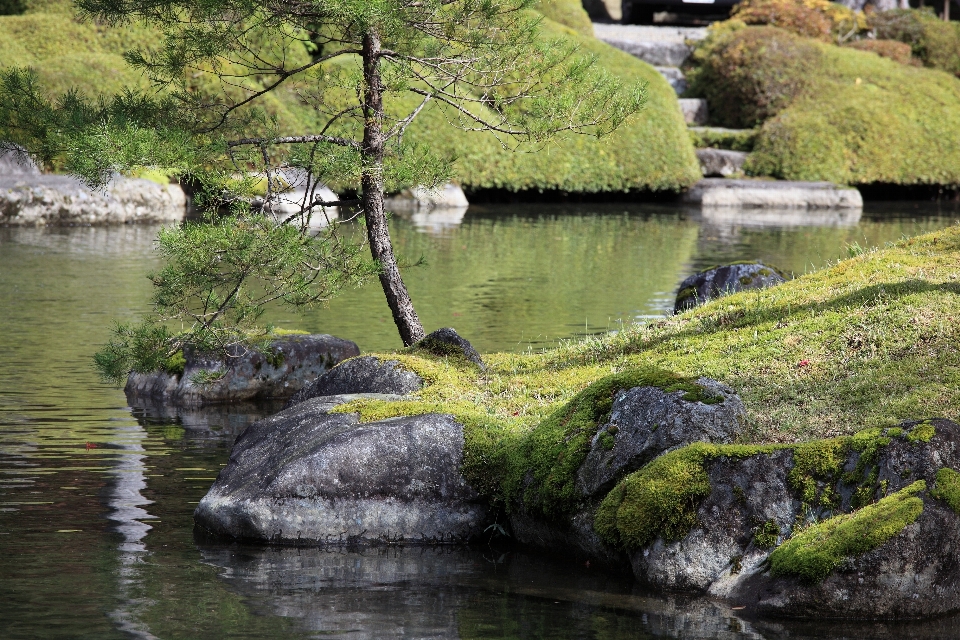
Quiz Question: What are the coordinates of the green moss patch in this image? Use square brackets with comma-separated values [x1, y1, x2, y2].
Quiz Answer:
[769, 481, 925, 583]
[931, 468, 960, 514]
[595, 442, 780, 548]
[906, 420, 936, 443]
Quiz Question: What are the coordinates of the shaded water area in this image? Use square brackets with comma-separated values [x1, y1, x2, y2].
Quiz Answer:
[2, 202, 960, 639]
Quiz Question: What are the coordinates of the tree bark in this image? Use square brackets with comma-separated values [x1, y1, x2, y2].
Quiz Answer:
[361, 29, 426, 346]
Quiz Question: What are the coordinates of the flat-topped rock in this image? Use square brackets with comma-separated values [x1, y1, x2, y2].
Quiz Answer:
[0, 174, 187, 226]
[384, 183, 468, 210]
[682, 179, 863, 209]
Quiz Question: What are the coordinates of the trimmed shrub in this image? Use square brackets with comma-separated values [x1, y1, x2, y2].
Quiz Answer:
[688, 127, 758, 151]
[846, 38, 916, 65]
[535, 0, 593, 37]
[685, 24, 822, 128]
[869, 8, 960, 76]
[745, 36, 960, 185]
[731, 0, 865, 42]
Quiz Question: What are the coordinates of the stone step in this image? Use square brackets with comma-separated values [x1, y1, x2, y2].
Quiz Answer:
[682, 178, 863, 209]
[593, 23, 706, 67]
[679, 98, 708, 124]
[696, 148, 748, 177]
[655, 66, 686, 94]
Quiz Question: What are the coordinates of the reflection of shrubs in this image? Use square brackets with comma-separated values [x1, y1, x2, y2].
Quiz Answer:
[869, 8, 960, 76]
[686, 24, 821, 128]
[846, 39, 916, 65]
[731, 0, 864, 42]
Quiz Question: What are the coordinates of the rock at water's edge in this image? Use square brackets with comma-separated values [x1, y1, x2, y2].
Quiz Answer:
[125, 334, 359, 407]
[674, 262, 785, 313]
[0, 175, 187, 226]
[682, 178, 863, 209]
[509, 377, 745, 562]
[286, 355, 423, 408]
[194, 397, 489, 544]
[384, 183, 469, 210]
[0, 144, 41, 176]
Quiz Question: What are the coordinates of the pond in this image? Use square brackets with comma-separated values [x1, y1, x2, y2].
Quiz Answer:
[2, 201, 960, 639]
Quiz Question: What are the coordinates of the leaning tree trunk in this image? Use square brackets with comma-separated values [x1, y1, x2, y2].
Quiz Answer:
[360, 29, 426, 346]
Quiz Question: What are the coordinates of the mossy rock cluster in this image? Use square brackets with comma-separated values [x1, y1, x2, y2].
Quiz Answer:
[686, 12, 960, 186]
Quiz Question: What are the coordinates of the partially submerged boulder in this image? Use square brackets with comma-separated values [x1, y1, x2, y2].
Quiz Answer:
[286, 355, 423, 408]
[674, 262, 786, 313]
[595, 418, 960, 618]
[194, 396, 490, 544]
[125, 334, 359, 407]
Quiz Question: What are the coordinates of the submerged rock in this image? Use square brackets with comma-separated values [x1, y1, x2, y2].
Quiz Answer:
[674, 262, 786, 313]
[125, 334, 359, 407]
[286, 356, 423, 408]
[194, 396, 489, 544]
[411, 327, 484, 368]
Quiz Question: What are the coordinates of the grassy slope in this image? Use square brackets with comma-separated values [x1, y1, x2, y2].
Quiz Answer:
[348, 223, 960, 460]
[0, 0, 700, 193]
[744, 32, 960, 185]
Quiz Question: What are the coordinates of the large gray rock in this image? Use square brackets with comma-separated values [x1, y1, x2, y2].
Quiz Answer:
[674, 262, 786, 313]
[577, 378, 746, 498]
[286, 356, 423, 408]
[621, 419, 960, 619]
[194, 398, 489, 544]
[125, 334, 359, 407]
[0, 174, 187, 226]
[696, 148, 748, 178]
[592, 23, 706, 66]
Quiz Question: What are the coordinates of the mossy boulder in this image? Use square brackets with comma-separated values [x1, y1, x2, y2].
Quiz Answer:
[594, 418, 960, 618]
[409, 327, 484, 368]
[505, 372, 745, 563]
[674, 262, 786, 313]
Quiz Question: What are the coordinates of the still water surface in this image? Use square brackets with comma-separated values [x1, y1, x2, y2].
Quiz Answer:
[2, 202, 960, 639]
